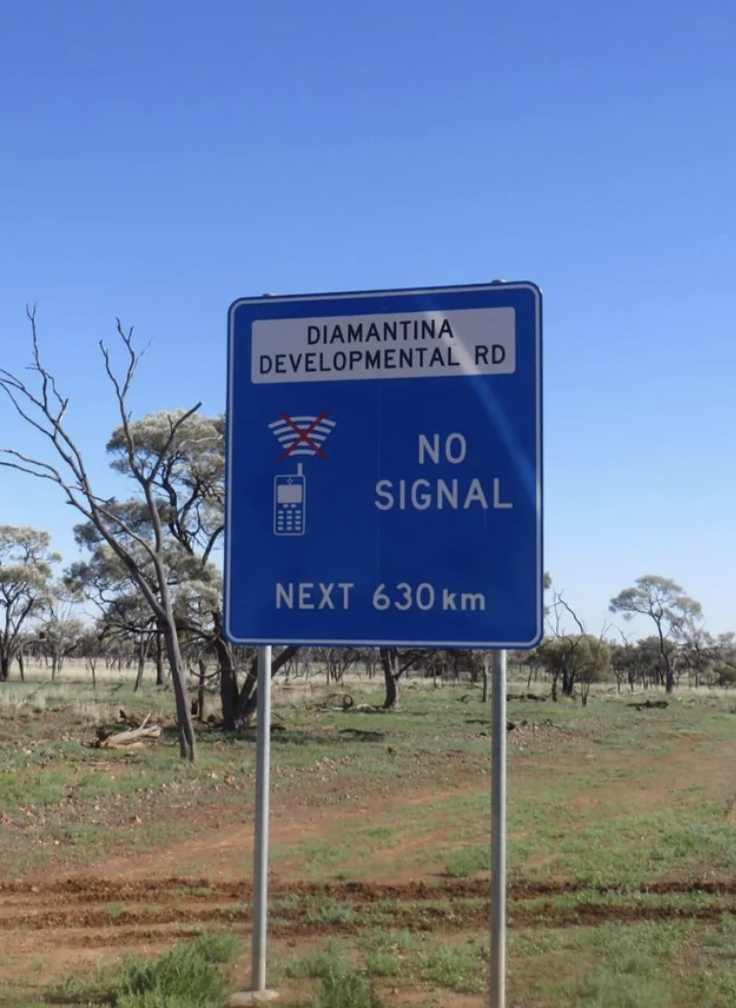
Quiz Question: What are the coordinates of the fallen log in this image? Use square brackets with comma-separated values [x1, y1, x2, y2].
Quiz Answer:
[96, 723, 163, 748]
[628, 699, 669, 711]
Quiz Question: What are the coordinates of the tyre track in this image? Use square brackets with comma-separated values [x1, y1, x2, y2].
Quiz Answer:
[0, 875, 734, 941]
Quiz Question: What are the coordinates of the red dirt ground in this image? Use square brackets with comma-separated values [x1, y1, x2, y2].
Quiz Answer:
[2, 710, 735, 1006]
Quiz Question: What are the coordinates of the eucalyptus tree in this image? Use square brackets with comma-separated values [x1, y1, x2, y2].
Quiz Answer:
[0, 525, 59, 681]
[102, 409, 299, 727]
[610, 576, 703, 694]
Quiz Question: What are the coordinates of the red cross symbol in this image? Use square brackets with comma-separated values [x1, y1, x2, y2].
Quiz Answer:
[280, 410, 330, 460]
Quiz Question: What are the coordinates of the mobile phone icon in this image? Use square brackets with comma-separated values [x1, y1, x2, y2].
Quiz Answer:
[274, 464, 306, 536]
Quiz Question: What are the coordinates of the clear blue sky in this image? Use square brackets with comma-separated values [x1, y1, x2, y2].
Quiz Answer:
[1, 0, 734, 637]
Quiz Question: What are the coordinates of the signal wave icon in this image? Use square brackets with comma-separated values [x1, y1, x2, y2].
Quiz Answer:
[269, 412, 336, 460]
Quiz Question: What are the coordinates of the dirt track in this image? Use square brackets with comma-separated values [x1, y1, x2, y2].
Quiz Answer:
[2, 702, 735, 1002]
[2, 874, 735, 948]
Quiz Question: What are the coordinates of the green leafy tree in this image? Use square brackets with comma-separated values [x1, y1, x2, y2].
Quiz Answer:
[0, 525, 59, 681]
[39, 615, 86, 680]
[104, 410, 233, 708]
[102, 409, 299, 728]
[680, 623, 716, 688]
[712, 632, 736, 687]
[66, 550, 160, 692]
[536, 634, 611, 704]
[608, 634, 643, 691]
[610, 575, 702, 694]
[66, 504, 215, 689]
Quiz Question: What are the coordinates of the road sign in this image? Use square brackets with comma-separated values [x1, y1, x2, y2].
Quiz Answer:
[225, 281, 543, 649]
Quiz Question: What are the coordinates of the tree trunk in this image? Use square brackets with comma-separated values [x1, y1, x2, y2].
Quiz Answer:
[155, 634, 165, 686]
[234, 646, 300, 728]
[0, 652, 9, 682]
[17, 651, 25, 682]
[160, 622, 196, 761]
[481, 654, 490, 703]
[235, 658, 260, 727]
[660, 649, 672, 693]
[213, 633, 238, 729]
[135, 634, 152, 692]
[197, 658, 207, 722]
[380, 647, 402, 710]
[562, 666, 574, 697]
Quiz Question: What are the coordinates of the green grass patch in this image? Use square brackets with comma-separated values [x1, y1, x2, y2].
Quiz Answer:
[575, 953, 672, 1008]
[443, 843, 489, 878]
[312, 968, 380, 1008]
[46, 930, 242, 1008]
[282, 944, 381, 1008]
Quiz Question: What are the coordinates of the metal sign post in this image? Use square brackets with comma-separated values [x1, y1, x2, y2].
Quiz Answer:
[224, 281, 543, 1003]
[490, 648, 507, 1008]
[251, 644, 272, 992]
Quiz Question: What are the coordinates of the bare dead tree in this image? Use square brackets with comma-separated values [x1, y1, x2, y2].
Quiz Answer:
[0, 308, 198, 760]
[543, 590, 611, 703]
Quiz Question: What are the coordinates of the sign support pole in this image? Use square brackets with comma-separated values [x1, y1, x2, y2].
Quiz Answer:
[251, 644, 272, 993]
[490, 648, 507, 1008]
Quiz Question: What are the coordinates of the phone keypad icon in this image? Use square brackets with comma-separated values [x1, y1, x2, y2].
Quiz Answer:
[274, 469, 306, 536]
[276, 503, 301, 533]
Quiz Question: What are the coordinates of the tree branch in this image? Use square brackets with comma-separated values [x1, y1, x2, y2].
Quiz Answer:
[554, 592, 586, 637]
[149, 405, 203, 484]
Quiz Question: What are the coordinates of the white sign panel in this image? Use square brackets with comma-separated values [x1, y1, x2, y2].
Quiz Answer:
[251, 307, 516, 384]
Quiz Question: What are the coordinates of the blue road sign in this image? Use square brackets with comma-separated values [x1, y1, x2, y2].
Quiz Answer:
[225, 282, 543, 649]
